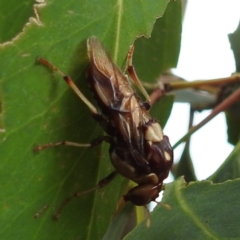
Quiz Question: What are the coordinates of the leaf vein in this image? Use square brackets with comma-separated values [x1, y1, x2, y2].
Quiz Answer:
[175, 182, 219, 239]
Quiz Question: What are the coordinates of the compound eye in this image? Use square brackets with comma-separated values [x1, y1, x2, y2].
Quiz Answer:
[142, 102, 151, 111]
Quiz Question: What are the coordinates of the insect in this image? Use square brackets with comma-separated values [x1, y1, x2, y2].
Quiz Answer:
[37, 36, 173, 215]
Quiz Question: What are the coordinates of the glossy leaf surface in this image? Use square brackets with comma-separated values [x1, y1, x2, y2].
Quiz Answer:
[125, 178, 240, 240]
[0, 0, 177, 239]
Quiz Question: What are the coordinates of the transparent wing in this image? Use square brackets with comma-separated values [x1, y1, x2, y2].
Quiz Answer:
[87, 36, 151, 152]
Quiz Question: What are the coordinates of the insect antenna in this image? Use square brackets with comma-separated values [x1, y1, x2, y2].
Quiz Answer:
[141, 202, 171, 227]
[143, 205, 151, 228]
[153, 200, 171, 210]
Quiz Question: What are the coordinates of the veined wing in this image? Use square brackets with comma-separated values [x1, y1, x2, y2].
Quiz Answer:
[87, 36, 135, 111]
[87, 36, 150, 153]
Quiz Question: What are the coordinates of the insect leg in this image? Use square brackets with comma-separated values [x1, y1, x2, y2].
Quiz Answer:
[126, 45, 151, 103]
[35, 136, 111, 152]
[38, 58, 114, 135]
[38, 58, 99, 116]
[54, 170, 118, 219]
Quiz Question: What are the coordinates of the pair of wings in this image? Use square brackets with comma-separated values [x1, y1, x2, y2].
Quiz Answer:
[87, 36, 151, 152]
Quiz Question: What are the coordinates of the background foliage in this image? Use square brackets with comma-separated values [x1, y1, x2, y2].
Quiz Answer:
[0, 0, 180, 239]
[1, 0, 240, 239]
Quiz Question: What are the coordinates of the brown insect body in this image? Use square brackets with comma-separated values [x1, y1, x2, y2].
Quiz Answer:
[87, 37, 173, 205]
[37, 36, 173, 213]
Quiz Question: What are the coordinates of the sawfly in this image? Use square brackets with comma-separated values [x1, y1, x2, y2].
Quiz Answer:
[37, 36, 173, 217]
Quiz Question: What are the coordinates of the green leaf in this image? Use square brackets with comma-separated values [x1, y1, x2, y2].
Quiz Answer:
[225, 94, 240, 145]
[229, 20, 240, 72]
[124, 178, 240, 239]
[103, 203, 135, 240]
[150, 94, 174, 129]
[173, 141, 197, 182]
[208, 140, 240, 183]
[174, 88, 216, 107]
[226, 21, 240, 145]
[133, 0, 182, 82]
[0, 0, 177, 239]
[0, 0, 35, 43]
[225, 87, 240, 145]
